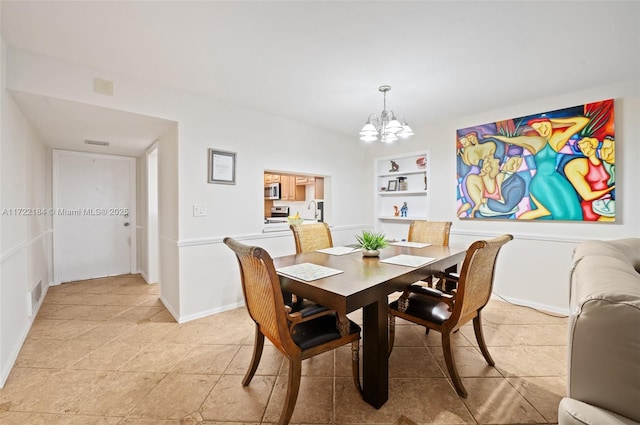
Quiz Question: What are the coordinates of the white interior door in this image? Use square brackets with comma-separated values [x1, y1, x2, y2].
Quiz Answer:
[53, 150, 136, 283]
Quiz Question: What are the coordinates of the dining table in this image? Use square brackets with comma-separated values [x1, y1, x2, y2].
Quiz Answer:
[273, 242, 467, 409]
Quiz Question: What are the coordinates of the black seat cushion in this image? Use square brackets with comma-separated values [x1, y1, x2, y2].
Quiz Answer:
[292, 313, 360, 350]
[293, 299, 331, 318]
[389, 294, 452, 325]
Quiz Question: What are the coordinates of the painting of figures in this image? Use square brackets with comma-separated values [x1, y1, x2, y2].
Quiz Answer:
[456, 99, 615, 221]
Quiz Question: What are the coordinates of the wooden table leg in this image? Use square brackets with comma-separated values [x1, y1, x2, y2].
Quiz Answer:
[361, 297, 389, 408]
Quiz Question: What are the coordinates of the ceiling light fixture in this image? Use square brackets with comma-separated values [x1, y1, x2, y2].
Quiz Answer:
[359, 85, 414, 143]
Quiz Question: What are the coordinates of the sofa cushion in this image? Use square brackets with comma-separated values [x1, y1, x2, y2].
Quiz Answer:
[573, 238, 640, 272]
[566, 238, 640, 424]
[558, 398, 640, 425]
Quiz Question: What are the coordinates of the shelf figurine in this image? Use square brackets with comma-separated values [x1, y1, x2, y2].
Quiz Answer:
[389, 160, 399, 172]
[400, 202, 408, 217]
[393, 205, 400, 216]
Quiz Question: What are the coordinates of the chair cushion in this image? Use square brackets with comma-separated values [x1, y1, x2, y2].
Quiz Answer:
[389, 294, 452, 324]
[293, 299, 331, 318]
[292, 313, 360, 350]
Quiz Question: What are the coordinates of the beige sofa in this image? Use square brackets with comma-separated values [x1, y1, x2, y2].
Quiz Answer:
[558, 238, 640, 425]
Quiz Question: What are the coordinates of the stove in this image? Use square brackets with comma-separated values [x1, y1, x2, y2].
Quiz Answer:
[265, 206, 289, 224]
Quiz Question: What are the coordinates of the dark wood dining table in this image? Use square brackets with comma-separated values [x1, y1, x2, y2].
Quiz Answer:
[273, 243, 467, 409]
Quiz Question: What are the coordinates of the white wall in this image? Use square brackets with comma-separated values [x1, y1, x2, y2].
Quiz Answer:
[365, 81, 640, 314]
[4, 47, 371, 323]
[0, 38, 52, 386]
[6, 44, 637, 323]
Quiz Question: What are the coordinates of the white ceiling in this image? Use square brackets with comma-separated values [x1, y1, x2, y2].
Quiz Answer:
[2, 1, 639, 155]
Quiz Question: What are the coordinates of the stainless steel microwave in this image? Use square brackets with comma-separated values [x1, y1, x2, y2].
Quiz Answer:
[264, 182, 281, 200]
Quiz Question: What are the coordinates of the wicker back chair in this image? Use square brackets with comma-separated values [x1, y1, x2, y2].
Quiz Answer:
[407, 220, 453, 289]
[224, 237, 361, 424]
[389, 234, 513, 398]
[407, 220, 452, 246]
[290, 222, 334, 253]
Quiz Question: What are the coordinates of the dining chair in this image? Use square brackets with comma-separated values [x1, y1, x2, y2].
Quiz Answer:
[224, 237, 361, 425]
[287, 223, 334, 311]
[407, 220, 453, 289]
[388, 234, 513, 398]
[290, 222, 333, 254]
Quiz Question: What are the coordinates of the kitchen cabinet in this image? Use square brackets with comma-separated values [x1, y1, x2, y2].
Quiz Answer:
[295, 176, 315, 185]
[264, 174, 281, 184]
[281, 175, 305, 201]
[374, 151, 430, 230]
[314, 177, 324, 199]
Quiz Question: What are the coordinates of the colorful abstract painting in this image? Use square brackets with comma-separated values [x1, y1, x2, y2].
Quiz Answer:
[456, 99, 615, 221]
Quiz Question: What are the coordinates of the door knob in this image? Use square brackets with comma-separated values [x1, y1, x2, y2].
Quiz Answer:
[124, 222, 130, 227]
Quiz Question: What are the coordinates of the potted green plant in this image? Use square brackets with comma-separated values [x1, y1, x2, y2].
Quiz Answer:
[355, 230, 389, 257]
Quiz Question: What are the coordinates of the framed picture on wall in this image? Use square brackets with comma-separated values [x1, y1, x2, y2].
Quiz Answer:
[208, 149, 236, 184]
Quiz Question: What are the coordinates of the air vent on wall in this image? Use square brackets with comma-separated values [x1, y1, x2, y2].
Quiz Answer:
[93, 78, 114, 96]
[85, 139, 110, 146]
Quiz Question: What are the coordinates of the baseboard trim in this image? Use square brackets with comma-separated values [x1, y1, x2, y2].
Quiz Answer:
[0, 283, 49, 388]
[177, 301, 246, 324]
[491, 292, 569, 316]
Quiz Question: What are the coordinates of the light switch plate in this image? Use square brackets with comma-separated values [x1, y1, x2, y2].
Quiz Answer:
[193, 204, 207, 217]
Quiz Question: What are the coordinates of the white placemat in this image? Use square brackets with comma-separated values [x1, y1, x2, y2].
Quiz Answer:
[316, 246, 359, 256]
[276, 263, 343, 281]
[389, 241, 431, 248]
[380, 255, 436, 267]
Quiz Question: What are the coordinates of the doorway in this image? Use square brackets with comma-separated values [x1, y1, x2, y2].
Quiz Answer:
[52, 150, 137, 283]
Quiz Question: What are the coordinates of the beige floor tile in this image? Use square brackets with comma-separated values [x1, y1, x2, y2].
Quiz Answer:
[482, 307, 567, 326]
[278, 350, 336, 378]
[67, 371, 166, 416]
[490, 346, 567, 377]
[496, 324, 567, 346]
[114, 322, 178, 343]
[200, 374, 275, 422]
[72, 321, 138, 343]
[120, 343, 193, 373]
[3, 274, 573, 425]
[128, 373, 219, 419]
[26, 319, 100, 340]
[172, 345, 240, 374]
[460, 377, 546, 424]
[148, 309, 177, 322]
[0, 368, 109, 413]
[165, 322, 213, 344]
[506, 376, 567, 423]
[334, 344, 362, 378]
[335, 377, 475, 424]
[389, 346, 445, 378]
[417, 327, 473, 348]
[458, 322, 515, 347]
[0, 412, 122, 425]
[41, 305, 132, 321]
[118, 419, 181, 425]
[15, 339, 104, 369]
[110, 306, 167, 322]
[429, 346, 502, 378]
[263, 376, 334, 423]
[69, 341, 149, 370]
[197, 321, 254, 345]
[225, 345, 284, 376]
[391, 324, 429, 347]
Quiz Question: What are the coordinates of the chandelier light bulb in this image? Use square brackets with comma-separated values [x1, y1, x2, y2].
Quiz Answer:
[359, 85, 413, 143]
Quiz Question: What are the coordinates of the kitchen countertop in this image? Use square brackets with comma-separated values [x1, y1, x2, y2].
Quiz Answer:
[263, 219, 320, 233]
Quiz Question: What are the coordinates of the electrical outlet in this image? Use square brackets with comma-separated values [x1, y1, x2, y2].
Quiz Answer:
[193, 204, 207, 217]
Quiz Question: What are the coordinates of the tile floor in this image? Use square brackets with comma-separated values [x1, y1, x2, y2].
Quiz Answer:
[0, 274, 568, 424]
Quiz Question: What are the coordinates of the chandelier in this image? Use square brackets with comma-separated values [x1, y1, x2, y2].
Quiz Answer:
[359, 85, 414, 143]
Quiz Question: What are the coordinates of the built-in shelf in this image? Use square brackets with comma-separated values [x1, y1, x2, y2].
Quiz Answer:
[377, 216, 418, 221]
[374, 150, 431, 240]
[378, 190, 426, 196]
